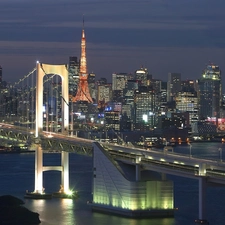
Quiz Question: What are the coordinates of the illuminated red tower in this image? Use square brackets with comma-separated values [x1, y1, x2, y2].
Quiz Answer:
[73, 22, 93, 103]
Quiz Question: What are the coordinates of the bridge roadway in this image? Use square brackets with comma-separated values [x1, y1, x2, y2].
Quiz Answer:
[1, 123, 225, 186]
[102, 144, 225, 185]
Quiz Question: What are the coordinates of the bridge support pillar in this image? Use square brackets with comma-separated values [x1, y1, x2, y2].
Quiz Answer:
[195, 176, 209, 224]
[34, 145, 43, 193]
[199, 163, 206, 176]
[61, 151, 69, 192]
[135, 156, 141, 181]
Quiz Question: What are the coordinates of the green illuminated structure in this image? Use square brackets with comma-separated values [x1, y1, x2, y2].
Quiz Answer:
[89, 143, 175, 217]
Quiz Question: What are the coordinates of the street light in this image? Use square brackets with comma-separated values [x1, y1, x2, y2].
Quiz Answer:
[218, 148, 222, 162]
[188, 143, 192, 157]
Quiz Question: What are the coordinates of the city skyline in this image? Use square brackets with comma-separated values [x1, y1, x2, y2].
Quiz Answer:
[0, 0, 225, 86]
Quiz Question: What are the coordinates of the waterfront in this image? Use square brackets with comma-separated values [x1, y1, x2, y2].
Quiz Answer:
[0, 142, 225, 225]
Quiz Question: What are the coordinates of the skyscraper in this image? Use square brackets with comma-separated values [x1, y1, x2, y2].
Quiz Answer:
[175, 89, 198, 127]
[167, 73, 181, 102]
[135, 67, 150, 86]
[134, 86, 156, 130]
[68, 56, 79, 98]
[112, 73, 128, 101]
[88, 73, 96, 102]
[197, 64, 221, 119]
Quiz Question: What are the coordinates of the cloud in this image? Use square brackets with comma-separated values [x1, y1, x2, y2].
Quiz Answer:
[0, 0, 225, 83]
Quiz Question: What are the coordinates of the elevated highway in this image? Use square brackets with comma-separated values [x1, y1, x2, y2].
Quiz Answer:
[1, 124, 225, 223]
[1, 123, 225, 186]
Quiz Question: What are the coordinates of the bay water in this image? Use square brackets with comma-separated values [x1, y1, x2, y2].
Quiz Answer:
[0, 142, 225, 225]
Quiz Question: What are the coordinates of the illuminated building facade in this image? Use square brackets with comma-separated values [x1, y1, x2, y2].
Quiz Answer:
[135, 67, 151, 86]
[68, 56, 79, 98]
[112, 73, 127, 90]
[104, 111, 120, 131]
[88, 73, 96, 102]
[73, 25, 93, 103]
[134, 86, 156, 130]
[197, 64, 221, 119]
[97, 84, 112, 104]
[112, 73, 129, 101]
[122, 80, 139, 127]
[167, 73, 181, 102]
[175, 89, 199, 126]
[159, 81, 167, 115]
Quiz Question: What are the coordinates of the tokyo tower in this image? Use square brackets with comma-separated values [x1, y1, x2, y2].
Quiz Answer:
[73, 21, 93, 103]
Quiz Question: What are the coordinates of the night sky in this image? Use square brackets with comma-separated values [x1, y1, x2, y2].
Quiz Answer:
[1, 0, 225, 86]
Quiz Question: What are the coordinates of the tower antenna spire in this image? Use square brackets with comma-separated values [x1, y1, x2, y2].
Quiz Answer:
[73, 16, 93, 103]
[83, 14, 84, 29]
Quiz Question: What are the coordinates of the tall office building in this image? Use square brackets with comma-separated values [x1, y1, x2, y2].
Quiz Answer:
[135, 67, 150, 86]
[68, 56, 79, 98]
[175, 89, 199, 127]
[88, 73, 96, 102]
[134, 86, 156, 130]
[167, 73, 181, 102]
[122, 80, 139, 128]
[97, 84, 112, 104]
[160, 81, 167, 105]
[197, 64, 221, 119]
[181, 80, 196, 91]
[112, 73, 127, 91]
[112, 73, 128, 101]
[97, 77, 107, 85]
[124, 80, 138, 103]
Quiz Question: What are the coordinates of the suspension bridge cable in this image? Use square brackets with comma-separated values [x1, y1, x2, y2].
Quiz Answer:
[0, 72, 57, 125]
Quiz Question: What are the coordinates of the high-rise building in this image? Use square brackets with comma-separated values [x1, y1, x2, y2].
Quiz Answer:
[124, 79, 138, 106]
[167, 73, 181, 102]
[181, 80, 196, 91]
[121, 80, 139, 129]
[112, 73, 127, 91]
[135, 67, 150, 86]
[88, 73, 96, 102]
[112, 73, 128, 101]
[197, 64, 221, 119]
[97, 84, 112, 104]
[160, 81, 167, 105]
[68, 56, 79, 98]
[134, 86, 156, 130]
[175, 89, 199, 127]
[104, 111, 120, 131]
[97, 77, 107, 85]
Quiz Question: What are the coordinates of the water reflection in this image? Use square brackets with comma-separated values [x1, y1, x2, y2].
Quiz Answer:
[25, 198, 76, 225]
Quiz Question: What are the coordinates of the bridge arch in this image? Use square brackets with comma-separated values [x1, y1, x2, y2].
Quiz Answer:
[36, 62, 69, 137]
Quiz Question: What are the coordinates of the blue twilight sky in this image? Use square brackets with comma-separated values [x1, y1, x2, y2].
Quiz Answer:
[0, 0, 225, 86]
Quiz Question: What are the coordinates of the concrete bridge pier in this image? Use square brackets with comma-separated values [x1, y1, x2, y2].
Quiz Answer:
[195, 163, 209, 224]
[199, 176, 207, 220]
[61, 151, 69, 192]
[34, 145, 43, 193]
[135, 156, 141, 181]
[195, 176, 209, 224]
